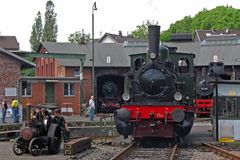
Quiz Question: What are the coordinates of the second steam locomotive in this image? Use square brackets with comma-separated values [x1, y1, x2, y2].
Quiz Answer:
[114, 25, 195, 140]
[195, 75, 214, 117]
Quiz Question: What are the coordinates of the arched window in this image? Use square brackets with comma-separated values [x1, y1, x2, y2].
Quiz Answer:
[134, 58, 145, 71]
[178, 57, 189, 73]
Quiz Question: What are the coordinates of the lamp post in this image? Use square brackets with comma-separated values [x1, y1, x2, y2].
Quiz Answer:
[208, 55, 224, 141]
[92, 2, 97, 97]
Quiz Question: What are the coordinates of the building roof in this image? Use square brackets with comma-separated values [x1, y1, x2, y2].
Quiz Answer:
[194, 29, 240, 43]
[0, 47, 36, 68]
[164, 42, 240, 66]
[39, 37, 240, 68]
[196, 44, 240, 66]
[0, 36, 20, 50]
[22, 76, 80, 83]
[98, 32, 138, 43]
[170, 33, 193, 42]
[40, 42, 147, 67]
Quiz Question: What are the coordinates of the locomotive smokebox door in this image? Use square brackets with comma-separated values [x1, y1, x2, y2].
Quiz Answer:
[208, 62, 224, 75]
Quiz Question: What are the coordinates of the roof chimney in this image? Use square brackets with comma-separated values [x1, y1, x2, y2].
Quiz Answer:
[119, 31, 122, 37]
[80, 29, 85, 44]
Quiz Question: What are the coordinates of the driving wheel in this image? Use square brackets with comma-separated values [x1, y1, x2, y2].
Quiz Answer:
[12, 137, 27, 155]
[29, 138, 43, 156]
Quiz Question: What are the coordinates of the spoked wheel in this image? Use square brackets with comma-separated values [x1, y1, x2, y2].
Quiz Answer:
[47, 123, 61, 154]
[29, 138, 43, 156]
[12, 137, 27, 155]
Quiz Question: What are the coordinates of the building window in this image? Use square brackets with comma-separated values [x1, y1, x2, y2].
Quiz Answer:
[134, 58, 145, 71]
[74, 69, 80, 77]
[64, 83, 74, 96]
[178, 57, 189, 73]
[46, 64, 48, 76]
[22, 81, 32, 96]
[42, 66, 44, 76]
[50, 62, 53, 77]
[106, 56, 111, 64]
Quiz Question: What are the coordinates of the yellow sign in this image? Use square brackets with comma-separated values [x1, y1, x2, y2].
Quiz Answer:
[228, 90, 236, 96]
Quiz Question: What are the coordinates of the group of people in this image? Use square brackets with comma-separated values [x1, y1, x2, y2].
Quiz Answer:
[1, 98, 19, 123]
[1, 96, 95, 142]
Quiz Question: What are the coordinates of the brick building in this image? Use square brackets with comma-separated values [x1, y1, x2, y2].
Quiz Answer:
[0, 48, 35, 103]
[22, 42, 145, 115]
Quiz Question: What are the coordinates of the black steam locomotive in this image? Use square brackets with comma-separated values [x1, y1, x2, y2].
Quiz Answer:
[115, 25, 195, 140]
[195, 75, 215, 117]
[98, 79, 123, 113]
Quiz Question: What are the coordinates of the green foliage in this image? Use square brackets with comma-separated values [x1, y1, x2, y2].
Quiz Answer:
[161, 6, 240, 42]
[132, 20, 158, 39]
[29, 11, 43, 51]
[68, 30, 91, 43]
[21, 68, 35, 76]
[192, 6, 240, 30]
[42, 0, 58, 42]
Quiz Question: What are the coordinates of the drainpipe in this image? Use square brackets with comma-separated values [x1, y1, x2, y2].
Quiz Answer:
[17, 77, 23, 122]
[79, 60, 85, 115]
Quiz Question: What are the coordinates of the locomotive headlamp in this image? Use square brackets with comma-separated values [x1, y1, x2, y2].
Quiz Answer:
[122, 93, 130, 101]
[174, 92, 183, 101]
[149, 52, 156, 60]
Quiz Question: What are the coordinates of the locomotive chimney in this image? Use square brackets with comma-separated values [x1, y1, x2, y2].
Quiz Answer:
[148, 25, 160, 61]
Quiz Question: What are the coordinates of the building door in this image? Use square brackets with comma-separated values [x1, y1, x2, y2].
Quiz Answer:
[46, 83, 55, 103]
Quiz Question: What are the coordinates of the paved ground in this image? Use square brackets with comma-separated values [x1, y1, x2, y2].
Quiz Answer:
[185, 122, 215, 144]
[0, 121, 216, 160]
[0, 142, 71, 160]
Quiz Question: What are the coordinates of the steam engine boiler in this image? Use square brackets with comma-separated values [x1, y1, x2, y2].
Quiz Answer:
[114, 25, 195, 140]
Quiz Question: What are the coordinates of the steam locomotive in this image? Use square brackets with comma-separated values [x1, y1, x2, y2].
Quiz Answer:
[114, 25, 195, 140]
[195, 75, 215, 117]
[99, 80, 122, 112]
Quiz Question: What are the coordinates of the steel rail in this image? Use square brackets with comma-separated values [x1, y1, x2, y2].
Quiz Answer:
[202, 142, 240, 160]
[168, 144, 178, 160]
[110, 141, 136, 160]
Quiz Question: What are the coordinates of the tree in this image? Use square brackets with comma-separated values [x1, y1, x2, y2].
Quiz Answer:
[161, 6, 240, 42]
[68, 30, 91, 43]
[161, 16, 192, 41]
[42, 0, 58, 42]
[132, 20, 158, 39]
[29, 11, 43, 51]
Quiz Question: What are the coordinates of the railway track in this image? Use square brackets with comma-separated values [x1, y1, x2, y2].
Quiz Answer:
[202, 143, 240, 160]
[110, 140, 178, 160]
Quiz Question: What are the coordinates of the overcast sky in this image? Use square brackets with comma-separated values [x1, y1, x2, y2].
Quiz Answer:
[0, 0, 239, 51]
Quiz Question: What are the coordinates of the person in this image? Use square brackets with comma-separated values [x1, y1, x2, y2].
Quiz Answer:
[11, 98, 19, 123]
[88, 96, 95, 121]
[1, 98, 8, 123]
[32, 107, 44, 123]
[52, 108, 70, 143]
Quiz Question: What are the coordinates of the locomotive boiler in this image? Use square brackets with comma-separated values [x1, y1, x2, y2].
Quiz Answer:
[195, 75, 215, 117]
[114, 25, 195, 140]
